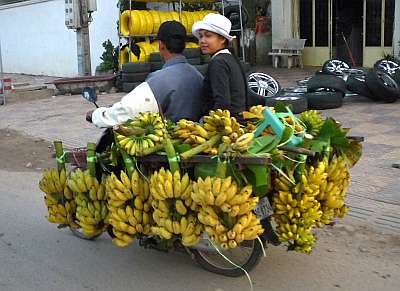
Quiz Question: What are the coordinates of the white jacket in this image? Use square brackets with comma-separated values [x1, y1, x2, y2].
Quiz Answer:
[91, 82, 159, 128]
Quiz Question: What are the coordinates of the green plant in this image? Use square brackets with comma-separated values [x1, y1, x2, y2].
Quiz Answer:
[98, 40, 118, 72]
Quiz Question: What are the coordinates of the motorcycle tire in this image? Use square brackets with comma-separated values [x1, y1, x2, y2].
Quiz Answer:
[365, 69, 400, 103]
[306, 91, 344, 110]
[191, 238, 264, 277]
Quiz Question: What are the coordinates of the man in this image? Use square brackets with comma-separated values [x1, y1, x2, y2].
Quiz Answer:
[87, 21, 204, 127]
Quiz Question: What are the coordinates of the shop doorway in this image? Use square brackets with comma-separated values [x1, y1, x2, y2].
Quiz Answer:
[332, 0, 363, 66]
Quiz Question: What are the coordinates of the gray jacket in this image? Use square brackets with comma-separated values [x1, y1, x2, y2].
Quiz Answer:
[146, 55, 204, 122]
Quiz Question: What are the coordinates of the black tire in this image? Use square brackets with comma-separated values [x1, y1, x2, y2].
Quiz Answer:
[121, 72, 149, 83]
[200, 54, 211, 64]
[307, 74, 347, 94]
[149, 53, 162, 62]
[224, 5, 249, 31]
[346, 75, 374, 99]
[122, 62, 151, 73]
[322, 59, 351, 76]
[187, 57, 201, 65]
[122, 82, 141, 93]
[194, 64, 208, 76]
[191, 239, 263, 277]
[374, 59, 399, 75]
[265, 95, 308, 114]
[394, 70, 400, 86]
[365, 69, 400, 103]
[306, 91, 344, 110]
[150, 62, 164, 72]
[183, 48, 201, 59]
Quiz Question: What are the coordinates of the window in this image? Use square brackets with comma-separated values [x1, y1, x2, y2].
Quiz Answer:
[315, 0, 329, 46]
[384, 0, 394, 47]
[366, 0, 381, 46]
[300, 0, 313, 47]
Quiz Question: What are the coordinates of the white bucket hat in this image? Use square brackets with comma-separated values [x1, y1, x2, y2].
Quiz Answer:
[192, 13, 236, 42]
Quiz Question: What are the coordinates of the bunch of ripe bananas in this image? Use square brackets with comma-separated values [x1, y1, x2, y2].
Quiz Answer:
[299, 110, 324, 137]
[39, 168, 77, 227]
[191, 176, 263, 249]
[106, 170, 153, 247]
[115, 112, 167, 156]
[316, 155, 350, 225]
[272, 162, 327, 253]
[149, 168, 202, 246]
[67, 169, 108, 237]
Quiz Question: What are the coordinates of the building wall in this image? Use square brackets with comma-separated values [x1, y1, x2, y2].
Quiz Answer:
[394, 1, 400, 58]
[271, 0, 293, 44]
[0, 0, 119, 77]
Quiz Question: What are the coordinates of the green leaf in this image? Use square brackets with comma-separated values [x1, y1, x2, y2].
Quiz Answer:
[174, 143, 191, 153]
[248, 134, 280, 154]
[245, 165, 271, 197]
[274, 101, 287, 113]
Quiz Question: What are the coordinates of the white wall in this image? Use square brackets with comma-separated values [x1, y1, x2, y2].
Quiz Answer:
[0, 0, 119, 77]
[271, 0, 293, 45]
[394, 0, 400, 58]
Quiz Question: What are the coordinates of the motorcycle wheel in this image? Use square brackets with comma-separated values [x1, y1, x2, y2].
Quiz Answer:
[190, 239, 264, 277]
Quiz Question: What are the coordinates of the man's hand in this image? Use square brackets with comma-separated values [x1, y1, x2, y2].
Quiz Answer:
[86, 110, 94, 123]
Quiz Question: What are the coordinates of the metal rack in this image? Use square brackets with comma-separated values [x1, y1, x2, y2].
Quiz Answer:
[117, 0, 245, 67]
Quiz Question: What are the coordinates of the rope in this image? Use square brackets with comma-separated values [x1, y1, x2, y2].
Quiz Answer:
[208, 239, 254, 291]
[257, 237, 267, 257]
[56, 151, 66, 164]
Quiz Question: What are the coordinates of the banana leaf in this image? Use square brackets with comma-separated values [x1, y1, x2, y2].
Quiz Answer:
[243, 165, 271, 197]
[248, 134, 280, 154]
[174, 143, 191, 153]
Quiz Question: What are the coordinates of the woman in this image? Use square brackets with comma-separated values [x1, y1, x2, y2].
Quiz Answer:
[192, 13, 249, 119]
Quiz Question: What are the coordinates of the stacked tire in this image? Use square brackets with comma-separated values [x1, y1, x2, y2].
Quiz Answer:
[118, 62, 151, 93]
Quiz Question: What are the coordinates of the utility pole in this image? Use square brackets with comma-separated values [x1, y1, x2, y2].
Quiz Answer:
[77, 0, 91, 76]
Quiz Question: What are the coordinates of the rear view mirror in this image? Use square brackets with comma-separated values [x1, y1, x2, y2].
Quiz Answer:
[82, 87, 98, 104]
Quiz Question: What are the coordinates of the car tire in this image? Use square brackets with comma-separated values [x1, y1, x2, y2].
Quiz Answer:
[183, 48, 201, 59]
[187, 57, 201, 65]
[121, 62, 151, 73]
[150, 62, 163, 72]
[365, 69, 400, 103]
[307, 74, 347, 94]
[265, 95, 308, 114]
[393, 70, 400, 86]
[122, 82, 141, 93]
[346, 76, 375, 99]
[149, 53, 162, 62]
[322, 59, 351, 76]
[306, 91, 344, 110]
[121, 72, 149, 83]
[194, 64, 208, 76]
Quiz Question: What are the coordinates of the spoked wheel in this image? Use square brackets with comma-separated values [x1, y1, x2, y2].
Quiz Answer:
[376, 69, 399, 89]
[248, 73, 280, 98]
[374, 59, 399, 75]
[191, 239, 264, 277]
[322, 59, 351, 75]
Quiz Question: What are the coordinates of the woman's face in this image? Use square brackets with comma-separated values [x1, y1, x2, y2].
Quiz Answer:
[197, 29, 227, 55]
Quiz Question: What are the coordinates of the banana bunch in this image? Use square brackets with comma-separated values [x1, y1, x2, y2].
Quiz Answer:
[39, 168, 77, 227]
[242, 105, 266, 121]
[299, 110, 324, 137]
[149, 168, 202, 246]
[231, 132, 254, 152]
[192, 176, 263, 249]
[203, 109, 245, 145]
[68, 169, 108, 237]
[106, 170, 153, 247]
[316, 155, 350, 225]
[272, 166, 326, 253]
[115, 112, 167, 156]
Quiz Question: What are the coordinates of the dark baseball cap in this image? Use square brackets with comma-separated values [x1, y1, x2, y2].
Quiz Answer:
[157, 21, 187, 41]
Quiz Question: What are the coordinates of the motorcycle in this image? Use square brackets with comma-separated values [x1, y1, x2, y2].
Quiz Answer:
[64, 87, 280, 277]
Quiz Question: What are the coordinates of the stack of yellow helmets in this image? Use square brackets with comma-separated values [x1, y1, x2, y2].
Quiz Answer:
[120, 10, 219, 36]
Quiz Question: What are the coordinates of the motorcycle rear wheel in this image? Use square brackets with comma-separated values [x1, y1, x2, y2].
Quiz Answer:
[190, 239, 264, 277]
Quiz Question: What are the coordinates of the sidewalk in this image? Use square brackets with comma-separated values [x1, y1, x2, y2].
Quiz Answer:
[1, 67, 399, 233]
